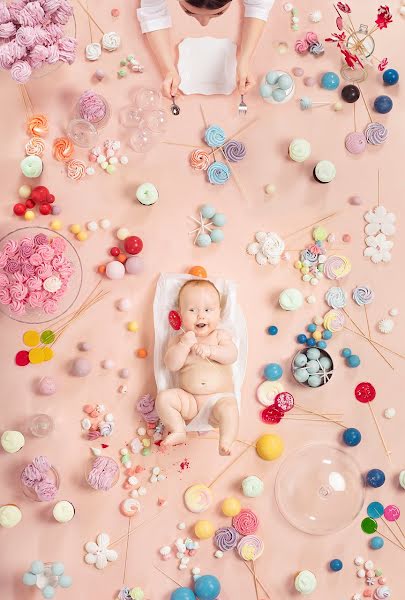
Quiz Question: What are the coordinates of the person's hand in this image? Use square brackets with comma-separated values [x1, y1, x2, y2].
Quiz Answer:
[162, 70, 181, 99]
[192, 344, 211, 359]
[180, 331, 197, 350]
[236, 60, 256, 95]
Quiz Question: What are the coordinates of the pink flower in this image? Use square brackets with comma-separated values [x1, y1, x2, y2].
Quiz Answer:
[36, 263, 53, 279]
[9, 282, 28, 300]
[375, 5, 392, 30]
[336, 2, 351, 13]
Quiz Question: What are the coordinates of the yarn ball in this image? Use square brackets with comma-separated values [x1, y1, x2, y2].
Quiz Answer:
[70, 357, 92, 377]
[105, 261, 125, 280]
[125, 256, 144, 275]
[38, 377, 56, 396]
[196, 234, 212, 248]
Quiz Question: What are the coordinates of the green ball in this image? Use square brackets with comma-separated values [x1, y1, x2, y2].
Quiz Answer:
[201, 204, 216, 219]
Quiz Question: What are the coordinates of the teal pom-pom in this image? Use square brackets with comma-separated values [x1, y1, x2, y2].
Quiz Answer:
[212, 213, 226, 227]
[23, 572, 37, 586]
[42, 586, 55, 599]
[51, 562, 64, 577]
[210, 229, 224, 243]
[196, 234, 212, 248]
[278, 74, 293, 90]
[30, 561, 44, 575]
[59, 575, 72, 588]
[266, 71, 279, 85]
[260, 83, 272, 98]
[201, 204, 216, 219]
[272, 88, 286, 102]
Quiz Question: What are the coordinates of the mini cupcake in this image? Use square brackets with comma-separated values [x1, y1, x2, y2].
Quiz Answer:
[53, 500, 75, 523]
[295, 570, 317, 595]
[0, 504, 22, 528]
[313, 160, 336, 183]
[1, 431, 25, 453]
[288, 138, 311, 162]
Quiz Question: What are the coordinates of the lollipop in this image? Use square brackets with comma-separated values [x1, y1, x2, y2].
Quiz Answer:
[274, 392, 294, 412]
[232, 509, 259, 535]
[168, 310, 184, 332]
[384, 505, 404, 543]
[189, 150, 210, 171]
[354, 383, 391, 463]
[214, 526, 239, 551]
[184, 484, 213, 513]
[237, 535, 264, 561]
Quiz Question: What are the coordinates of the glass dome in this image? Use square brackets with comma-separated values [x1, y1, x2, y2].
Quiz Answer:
[275, 443, 365, 535]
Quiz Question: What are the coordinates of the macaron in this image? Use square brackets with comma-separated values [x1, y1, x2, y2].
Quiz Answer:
[136, 182, 159, 206]
[1, 430, 25, 453]
[288, 138, 311, 162]
[20, 155, 43, 178]
[0, 505, 22, 528]
[295, 570, 317, 595]
[53, 500, 75, 523]
[313, 160, 336, 183]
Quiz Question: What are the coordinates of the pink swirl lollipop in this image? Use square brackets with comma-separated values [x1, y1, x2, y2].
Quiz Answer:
[295, 39, 309, 54]
[323, 309, 345, 332]
[323, 255, 352, 280]
[383, 505, 400, 522]
[305, 31, 319, 45]
[232, 508, 259, 535]
[190, 149, 210, 171]
[237, 535, 264, 561]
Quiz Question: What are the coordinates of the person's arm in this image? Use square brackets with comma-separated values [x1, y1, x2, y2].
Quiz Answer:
[193, 330, 238, 365]
[237, 0, 275, 94]
[164, 332, 196, 371]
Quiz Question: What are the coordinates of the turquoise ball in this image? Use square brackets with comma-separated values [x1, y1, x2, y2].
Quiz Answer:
[306, 359, 319, 374]
[294, 367, 309, 383]
[201, 204, 216, 219]
[264, 363, 283, 381]
[272, 88, 286, 102]
[308, 374, 322, 387]
[59, 575, 72, 588]
[322, 330, 332, 340]
[23, 572, 37, 586]
[260, 83, 272, 98]
[31, 561, 44, 575]
[51, 562, 64, 577]
[42, 586, 55, 599]
[278, 74, 293, 90]
[307, 324, 317, 333]
[321, 71, 340, 90]
[196, 234, 211, 247]
[210, 229, 224, 243]
[346, 354, 360, 368]
[294, 353, 307, 367]
[307, 348, 320, 360]
[341, 347, 351, 358]
[319, 356, 332, 370]
[317, 341, 327, 349]
[266, 71, 279, 85]
[370, 536, 384, 550]
[194, 575, 221, 600]
[212, 212, 226, 227]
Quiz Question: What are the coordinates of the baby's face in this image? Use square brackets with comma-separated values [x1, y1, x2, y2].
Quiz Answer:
[179, 284, 221, 337]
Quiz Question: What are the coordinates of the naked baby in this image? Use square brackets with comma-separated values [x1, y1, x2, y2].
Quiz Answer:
[156, 279, 239, 455]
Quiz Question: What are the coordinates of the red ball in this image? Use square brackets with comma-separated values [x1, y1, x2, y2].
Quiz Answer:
[48, 194, 55, 204]
[39, 203, 51, 215]
[110, 246, 120, 257]
[31, 185, 50, 205]
[124, 235, 143, 255]
[13, 203, 26, 216]
[25, 199, 35, 209]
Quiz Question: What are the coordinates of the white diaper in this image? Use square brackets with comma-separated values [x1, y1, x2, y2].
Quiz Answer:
[153, 273, 248, 432]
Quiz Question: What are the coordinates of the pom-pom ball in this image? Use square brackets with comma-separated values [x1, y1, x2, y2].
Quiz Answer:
[170, 589, 196, 600]
[42, 585, 55, 599]
[124, 236, 143, 255]
[342, 428, 361, 447]
[267, 325, 278, 335]
[58, 575, 72, 588]
[23, 572, 37, 586]
[306, 338, 316, 347]
[367, 469, 385, 488]
[210, 229, 224, 243]
[201, 204, 216, 219]
[374, 95, 393, 114]
[221, 497, 241, 517]
[106, 261, 125, 280]
[196, 234, 212, 248]
[272, 88, 286, 102]
[51, 563, 64, 577]
[256, 433, 284, 461]
[383, 68, 399, 86]
[341, 348, 351, 358]
[329, 559, 343, 572]
[278, 74, 293, 90]
[297, 334, 307, 344]
[30, 561, 44, 575]
[70, 357, 92, 377]
[321, 72, 340, 90]
[212, 213, 226, 227]
[194, 520, 215, 539]
[194, 575, 221, 600]
[346, 354, 360, 368]
[266, 71, 279, 85]
[264, 363, 283, 381]
[370, 536, 384, 550]
[259, 83, 272, 98]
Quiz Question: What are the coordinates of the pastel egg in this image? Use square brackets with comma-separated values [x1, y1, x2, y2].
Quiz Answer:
[278, 74, 293, 90]
[272, 88, 286, 102]
[294, 368, 309, 383]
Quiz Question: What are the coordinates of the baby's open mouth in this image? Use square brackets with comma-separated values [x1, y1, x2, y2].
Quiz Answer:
[196, 323, 206, 328]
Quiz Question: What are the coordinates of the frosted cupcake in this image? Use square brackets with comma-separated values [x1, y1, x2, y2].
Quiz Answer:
[53, 500, 75, 523]
[0, 505, 22, 528]
[313, 160, 336, 183]
[1, 431, 25, 453]
[295, 570, 317, 595]
[288, 138, 311, 162]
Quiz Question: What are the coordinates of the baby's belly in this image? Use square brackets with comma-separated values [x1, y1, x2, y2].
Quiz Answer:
[178, 360, 234, 395]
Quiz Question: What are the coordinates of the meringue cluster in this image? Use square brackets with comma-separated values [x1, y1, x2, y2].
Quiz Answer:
[0, 0, 77, 83]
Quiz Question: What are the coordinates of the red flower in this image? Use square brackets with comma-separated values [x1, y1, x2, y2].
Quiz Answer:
[378, 57, 388, 71]
[336, 16, 343, 30]
[338, 44, 364, 69]
[325, 32, 346, 43]
[375, 5, 392, 29]
[336, 2, 351, 13]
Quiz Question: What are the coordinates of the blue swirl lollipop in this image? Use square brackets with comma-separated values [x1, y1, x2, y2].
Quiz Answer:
[207, 162, 230, 185]
[204, 125, 226, 148]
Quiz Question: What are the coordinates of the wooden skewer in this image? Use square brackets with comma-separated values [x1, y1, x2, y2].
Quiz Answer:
[364, 305, 371, 339]
[110, 508, 166, 547]
[343, 309, 394, 370]
[220, 147, 248, 202]
[367, 402, 392, 464]
[154, 565, 183, 588]
[206, 118, 259, 157]
[294, 404, 346, 429]
[208, 442, 252, 488]
[245, 561, 272, 599]
[358, 85, 373, 122]
[377, 531, 405, 551]
[380, 518, 405, 548]
[394, 521, 405, 540]
[75, 0, 105, 34]
[252, 560, 260, 600]
[85, 0, 93, 43]
[162, 141, 201, 149]
[285, 212, 338, 239]
[343, 326, 405, 360]
[122, 518, 132, 585]
[284, 417, 344, 423]
[199, 104, 217, 161]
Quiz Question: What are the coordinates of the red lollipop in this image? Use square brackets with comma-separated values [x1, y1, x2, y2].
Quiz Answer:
[15, 350, 29, 366]
[261, 405, 284, 424]
[354, 382, 376, 403]
[274, 392, 294, 413]
[168, 310, 183, 331]
[124, 236, 143, 255]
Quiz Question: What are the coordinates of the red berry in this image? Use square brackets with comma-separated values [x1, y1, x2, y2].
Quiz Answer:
[13, 203, 26, 216]
[39, 203, 51, 215]
[31, 185, 49, 205]
[124, 235, 143, 255]
[48, 194, 55, 204]
[110, 246, 120, 257]
[25, 199, 35, 209]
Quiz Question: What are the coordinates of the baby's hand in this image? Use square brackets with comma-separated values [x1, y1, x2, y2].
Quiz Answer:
[180, 331, 197, 349]
[192, 344, 211, 359]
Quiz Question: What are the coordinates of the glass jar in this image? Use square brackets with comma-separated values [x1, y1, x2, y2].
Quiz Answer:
[21, 466, 60, 502]
[346, 24, 375, 60]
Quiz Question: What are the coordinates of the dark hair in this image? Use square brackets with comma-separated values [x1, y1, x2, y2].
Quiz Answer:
[185, 0, 232, 10]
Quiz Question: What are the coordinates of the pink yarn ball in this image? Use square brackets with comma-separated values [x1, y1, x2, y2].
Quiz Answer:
[342, 234, 351, 243]
[70, 357, 92, 377]
[349, 195, 363, 205]
[292, 67, 304, 77]
[105, 260, 125, 280]
[38, 376, 57, 396]
[125, 256, 144, 275]
[304, 77, 316, 87]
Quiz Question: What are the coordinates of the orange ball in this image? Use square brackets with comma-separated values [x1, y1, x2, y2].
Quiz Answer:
[189, 266, 207, 278]
[137, 348, 147, 358]
[97, 264, 106, 274]
[117, 253, 127, 263]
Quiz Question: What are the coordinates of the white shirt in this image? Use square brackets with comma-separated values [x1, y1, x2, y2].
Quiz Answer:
[137, 0, 275, 33]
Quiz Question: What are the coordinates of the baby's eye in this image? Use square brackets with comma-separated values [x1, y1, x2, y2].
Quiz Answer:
[189, 308, 196, 312]
[205, 308, 211, 312]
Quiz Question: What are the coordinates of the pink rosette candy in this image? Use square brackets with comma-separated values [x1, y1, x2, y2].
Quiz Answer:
[34, 233, 48, 246]
[29, 252, 42, 266]
[16, 25, 36, 47]
[9, 282, 28, 301]
[0, 288, 11, 305]
[43, 0, 62, 15]
[21, 262, 35, 278]
[19, 239, 34, 258]
[33, 455, 51, 473]
[36, 263, 53, 279]
[11, 59, 32, 82]
[45, 23, 63, 41]
[3, 240, 18, 256]
[10, 298, 25, 314]
[16, 2, 45, 27]
[0, 22, 16, 38]
[305, 31, 319, 46]
[232, 508, 259, 535]
[4, 259, 20, 274]
[295, 39, 309, 54]
[37, 243, 55, 262]
[78, 90, 107, 123]
[8, 1, 26, 23]
[28, 290, 45, 307]
[137, 393, 159, 424]
[57, 35, 76, 63]
[28, 44, 49, 69]
[46, 43, 59, 63]
[0, 3, 11, 24]
[34, 480, 57, 501]
[50, 236, 66, 253]
[0, 272, 9, 287]
[21, 463, 42, 487]
[43, 298, 58, 313]
[26, 275, 42, 290]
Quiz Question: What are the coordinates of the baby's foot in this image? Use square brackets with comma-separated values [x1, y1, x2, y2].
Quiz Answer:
[163, 432, 187, 447]
[219, 435, 234, 456]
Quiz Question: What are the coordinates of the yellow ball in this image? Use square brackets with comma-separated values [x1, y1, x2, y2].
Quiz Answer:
[127, 321, 139, 332]
[19, 184, 32, 199]
[50, 219, 62, 231]
[301, 266, 309, 275]
[117, 227, 129, 241]
[142, 438, 150, 447]
[43, 347, 54, 361]
[24, 210, 35, 221]
[294, 261, 302, 270]
[312, 330, 322, 341]
[221, 497, 241, 517]
[76, 231, 88, 242]
[256, 434, 284, 461]
[28, 347, 45, 364]
[194, 520, 215, 540]
[69, 224, 81, 234]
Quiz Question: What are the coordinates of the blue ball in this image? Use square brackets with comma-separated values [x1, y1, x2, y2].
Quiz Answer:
[306, 338, 316, 347]
[171, 588, 196, 600]
[194, 575, 221, 600]
[346, 354, 360, 368]
[51, 562, 64, 577]
[322, 330, 332, 340]
[201, 204, 216, 219]
[374, 95, 393, 114]
[307, 323, 317, 333]
[342, 428, 361, 447]
[367, 468, 386, 488]
[259, 83, 272, 98]
[370, 536, 384, 550]
[329, 559, 343, 572]
[267, 325, 278, 336]
[367, 501, 384, 519]
[209, 229, 224, 243]
[341, 348, 351, 358]
[321, 72, 340, 90]
[317, 341, 327, 349]
[272, 88, 286, 102]
[383, 68, 399, 86]
[266, 71, 279, 85]
[212, 213, 226, 227]
[58, 575, 72, 588]
[42, 586, 55, 600]
[22, 572, 37, 586]
[297, 334, 307, 344]
[278, 74, 293, 90]
[264, 363, 283, 381]
[30, 561, 44, 575]
[196, 234, 211, 248]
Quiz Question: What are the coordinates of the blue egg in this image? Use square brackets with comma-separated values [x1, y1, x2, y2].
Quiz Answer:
[194, 575, 221, 600]
[367, 468, 386, 488]
[272, 88, 286, 102]
[212, 212, 226, 227]
[383, 68, 399, 86]
[42, 586, 55, 600]
[374, 95, 393, 114]
[370, 536, 384, 550]
[294, 367, 309, 382]
[294, 353, 307, 367]
[22, 572, 37, 586]
[51, 562, 64, 577]
[58, 575, 72, 588]
[306, 359, 319, 374]
[308, 374, 322, 387]
[30, 561, 44, 575]
[264, 363, 283, 381]
[307, 323, 317, 333]
[367, 501, 384, 519]
[329, 559, 343, 572]
[297, 334, 307, 344]
[260, 83, 273, 98]
[346, 354, 360, 368]
[307, 348, 320, 360]
[266, 71, 279, 85]
[319, 356, 332, 370]
[267, 325, 278, 336]
[342, 427, 361, 447]
[341, 348, 352, 358]
[171, 588, 196, 600]
[278, 74, 293, 90]
[317, 341, 327, 349]
[321, 71, 340, 90]
[306, 338, 316, 347]
[210, 229, 224, 243]
[322, 330, 332, 340]
[201, 204, 216, 219]
[196, 234, 212, 248]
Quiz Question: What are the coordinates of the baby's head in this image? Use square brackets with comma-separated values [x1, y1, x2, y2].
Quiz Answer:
[178, 279, 221, 337]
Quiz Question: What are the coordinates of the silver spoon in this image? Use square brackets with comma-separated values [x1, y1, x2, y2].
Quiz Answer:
[170, 96, 180, 116]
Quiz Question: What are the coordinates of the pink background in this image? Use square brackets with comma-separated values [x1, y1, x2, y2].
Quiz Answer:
[1, 0, 404, 598]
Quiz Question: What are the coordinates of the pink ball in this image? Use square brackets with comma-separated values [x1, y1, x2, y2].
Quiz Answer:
[349, 195, 363, 205]
[363, 590, 372, 598]
[342, 234, 351, 243]
[125, 256, 144, 275]
[38, 376, 56, 396]
[293, 67, 304, 77]
[105, 261, 125, 280]
[304, 77, 316, 87]
[95, 69, 105, 81]
[70, 357, 92, 377]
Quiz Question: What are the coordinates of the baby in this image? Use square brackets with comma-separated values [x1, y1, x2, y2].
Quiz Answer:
[156, 279, 239, 455]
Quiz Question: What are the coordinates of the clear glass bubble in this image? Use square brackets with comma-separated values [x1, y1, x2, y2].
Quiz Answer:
[275, 443, 364, 535]
[135, 88, 162, 110]
[119, 106, 144, 128]
[29, 413, 54, 437]
[142, 109, 168, 134]
[66, 119, 98, 148]
[129, 127, 156, 153]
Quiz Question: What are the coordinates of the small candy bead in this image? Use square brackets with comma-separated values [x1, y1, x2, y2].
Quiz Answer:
[364, 560, 374, 570]
[70, 223, 82, 234]
[354, 556, 365, 566]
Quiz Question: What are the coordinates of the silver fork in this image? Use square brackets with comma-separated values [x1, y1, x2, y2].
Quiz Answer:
[238, 95, 247, 116]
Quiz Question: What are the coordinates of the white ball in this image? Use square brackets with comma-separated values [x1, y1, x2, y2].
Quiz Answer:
[87, 221, 98, 231]
[292, 16, 299, 23]
[283, 2, 293, 11]
[99, 218, 111, 230]
[309, 9, 322, 22]
[101, 359, 115, 370]
[97, 154, 106, 164]
[265, 184, 276, 195]
[116, 298, 132, 311]
[105, 261, 125, 280]
[356, 568, 365, 578]
[354, 556, 364, 566]
[384, 408, 396, 419]
[177, 522, 186, 530]
[214, 550, 223, 558]
[389, 308, 399, 316]
[116, 227, 129, 240]
[109, 156, 119, 165]
[364, 560, 374, 570]
[306, 295, 316, 304]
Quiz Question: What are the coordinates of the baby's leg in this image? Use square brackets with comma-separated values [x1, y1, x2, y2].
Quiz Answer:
[210, 395, 239, 456]
[156, 388, 198, 447]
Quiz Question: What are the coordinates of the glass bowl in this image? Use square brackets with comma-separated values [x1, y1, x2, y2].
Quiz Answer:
[0, 227, 82, 324]
[66, 118, 98, 148]
[74, 93, 111, 130]
[275, 444, 365, 535]
[261, 70, 295, 105]
[21, 465, 59, 502]
[291, 348, 334, 388]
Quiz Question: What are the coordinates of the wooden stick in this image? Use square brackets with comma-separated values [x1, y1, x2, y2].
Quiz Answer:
[208, 443, 251, 488]
[199, 104, 216, 161]
[252, 560, 260, 600]
[220, 147, 248, 202]
[122, 518, 131, 585]
[294, 404, 346, 429]
[395, 521, 405, 541]
[285, 212, 338, 239]
[364, 305, 371, 339]
[86, 0, 93, 43]
[380, 518, 404, 548]
[367, 402, 392, 464]
[245, 562, 272, 599]
[154, 565, 183, 588]
[343, 309, 394, 370]
[378, 531, 405, 551]
[343, 326, 405, 360]
[358, 85, 373, 123]
[206, 118, 259, 157]
[284, 417, 344, 423]
[75, 0, 105, 34]
[110, 509, 166, 547]
[162, 141, 201, 149]
[22, 85, 34, 115]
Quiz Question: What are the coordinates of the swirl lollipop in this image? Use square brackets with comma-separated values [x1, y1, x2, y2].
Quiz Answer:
[354, 383, 391, 463]
[189, 149, 210, 171]
[184, 484, 213, 513]
[237, 534, 264, 598]
[27, 115, 48, 137]
[214, 526, 239, 551]
[352, 285, 374, 337]
[233, 509, 259, 535]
